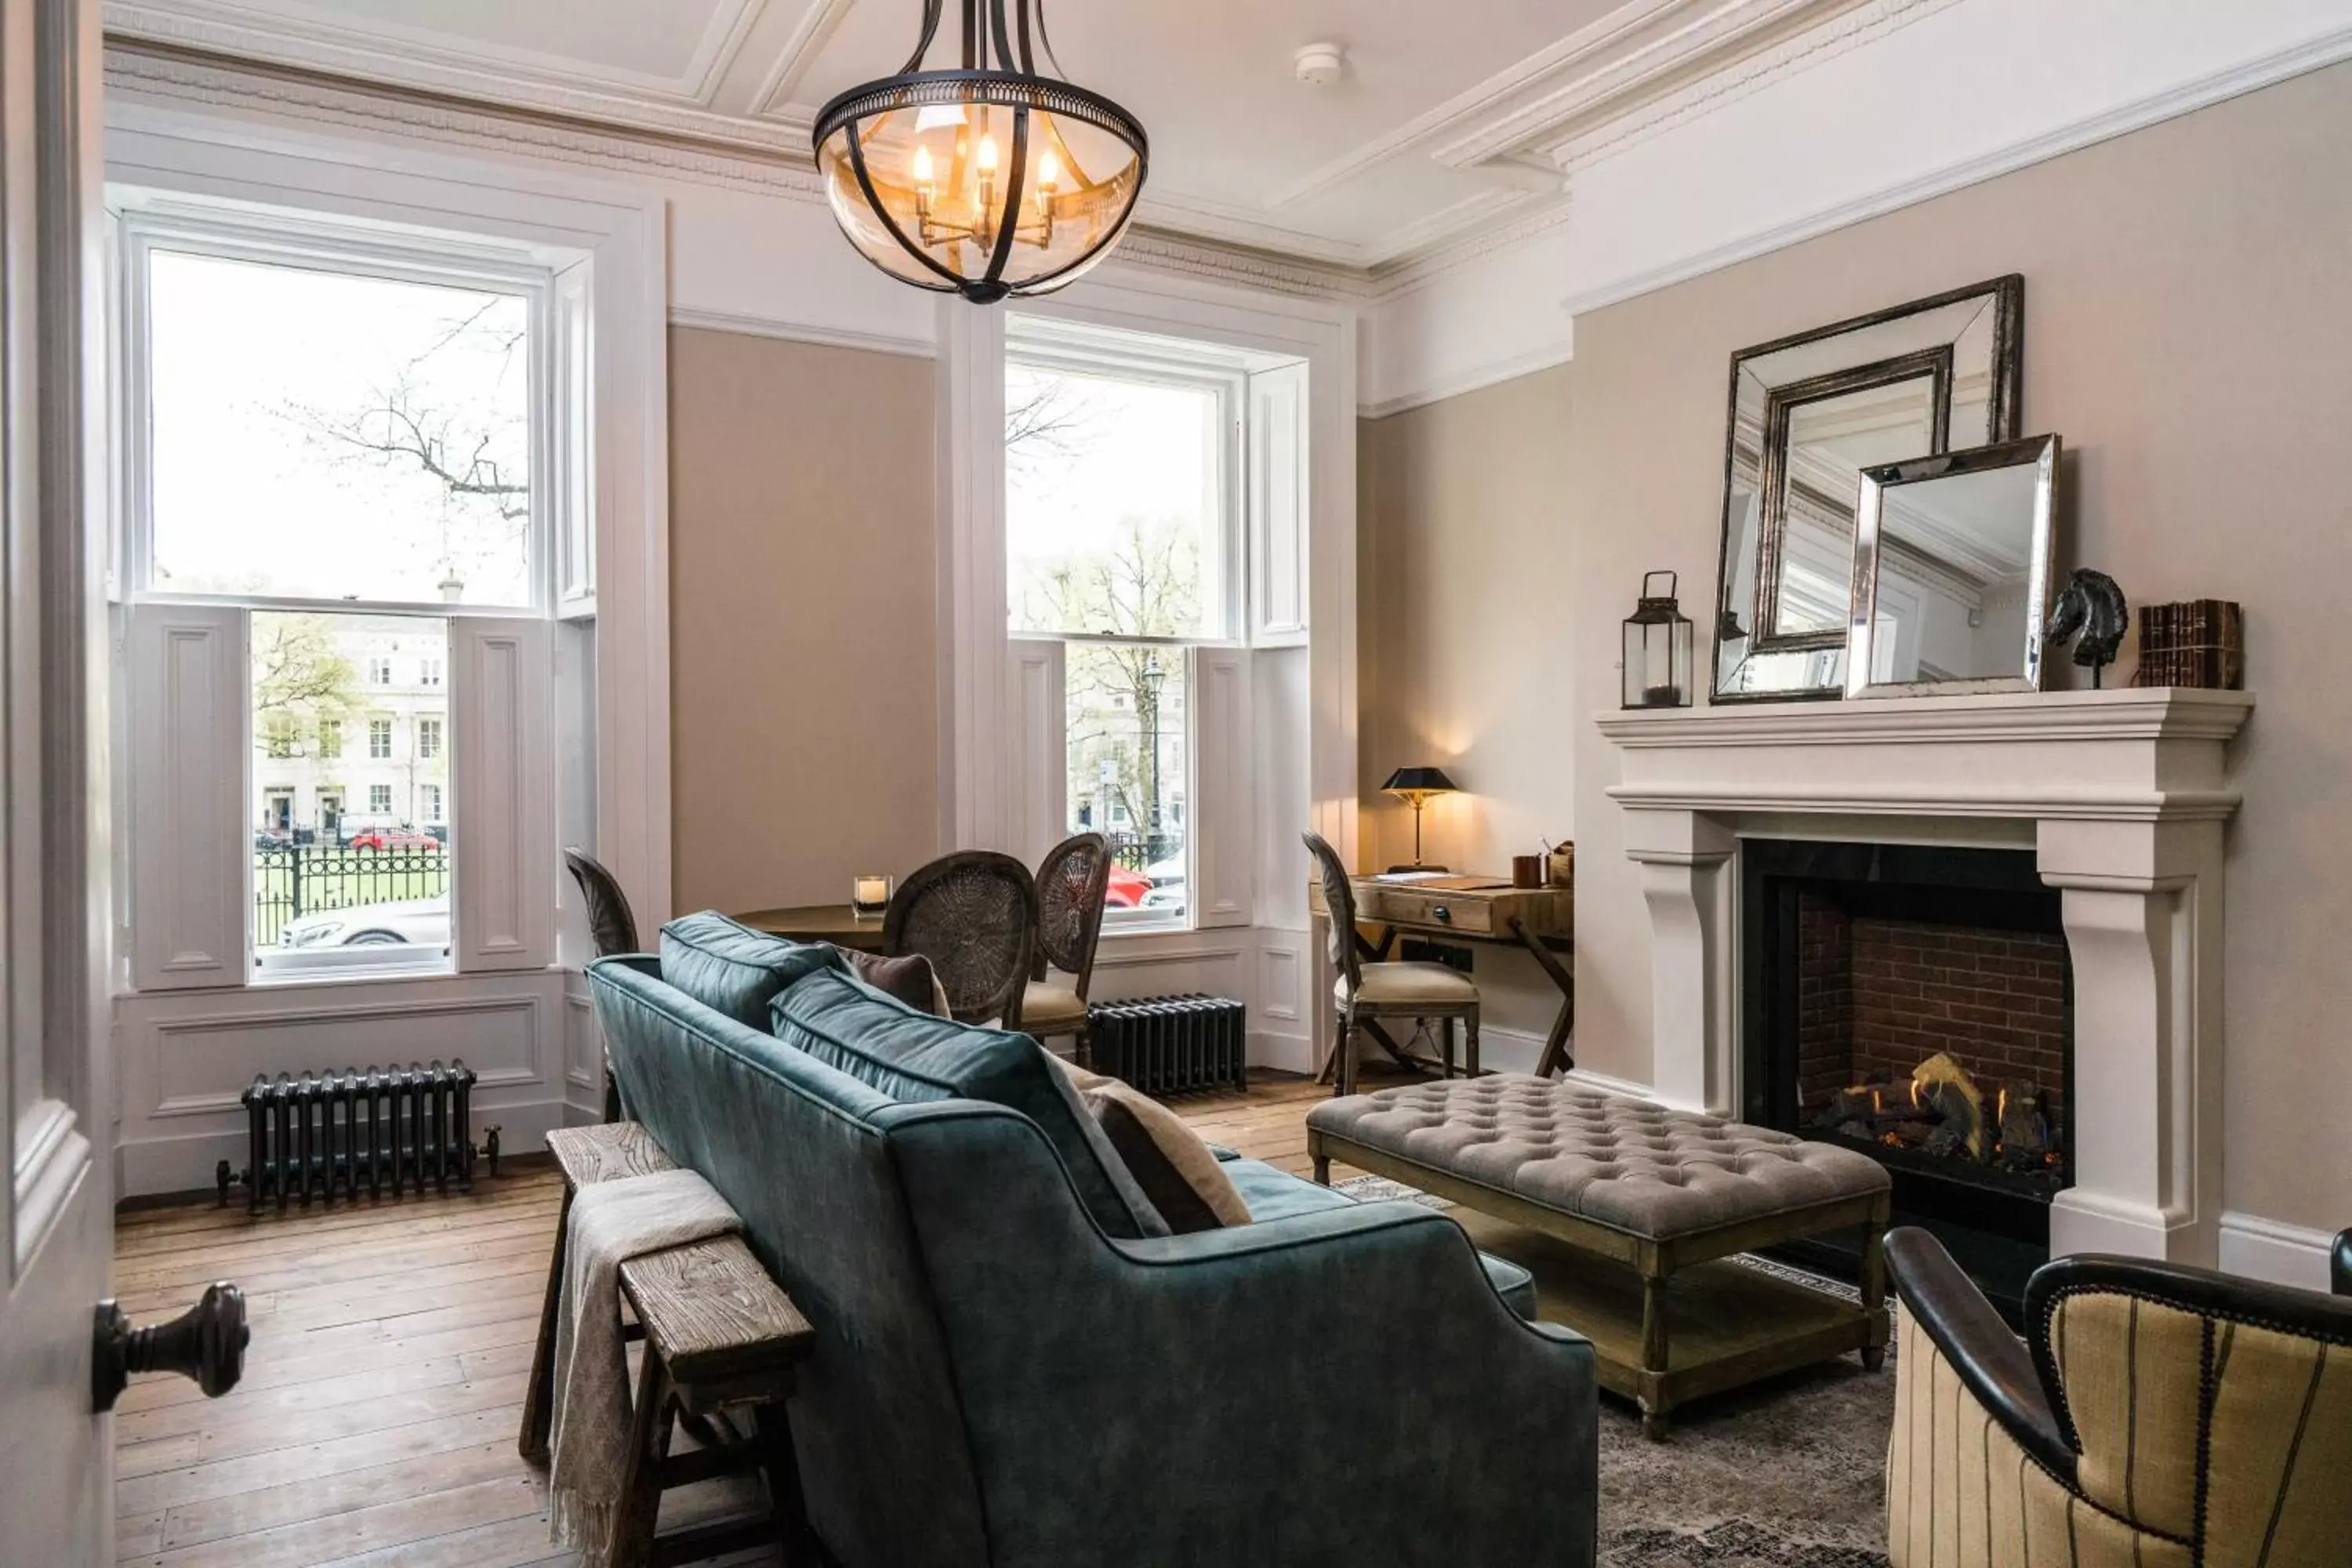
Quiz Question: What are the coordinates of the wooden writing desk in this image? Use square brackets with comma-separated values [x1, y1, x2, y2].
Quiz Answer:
[1309, 874, 1577, 1077]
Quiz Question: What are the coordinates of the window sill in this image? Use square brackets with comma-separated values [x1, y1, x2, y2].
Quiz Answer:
[251, 947, 455, 985]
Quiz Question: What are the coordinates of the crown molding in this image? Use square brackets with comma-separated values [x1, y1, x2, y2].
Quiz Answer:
[1545, 0, 1962, 175]
[101, 43, 1390, 306]
[105, 0, 779, 119]
[1554, 9, 2352, 318]
[670, 306, 935, 359]
[104, 42, 829, 198]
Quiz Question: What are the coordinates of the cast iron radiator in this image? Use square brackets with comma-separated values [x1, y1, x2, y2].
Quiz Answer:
[217, 1062, 501, 1212]
[1087, 995, 1248, 1097]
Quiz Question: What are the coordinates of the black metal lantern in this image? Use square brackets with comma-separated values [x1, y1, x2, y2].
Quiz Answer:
[811, 0, 1149, 305]
[1623, 571, 1694, 709]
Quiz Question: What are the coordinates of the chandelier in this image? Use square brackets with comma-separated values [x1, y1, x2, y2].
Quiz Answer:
[811, 0, 1148, 304]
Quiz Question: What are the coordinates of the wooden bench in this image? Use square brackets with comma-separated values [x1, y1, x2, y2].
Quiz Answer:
[524, 1123, 818, 1566]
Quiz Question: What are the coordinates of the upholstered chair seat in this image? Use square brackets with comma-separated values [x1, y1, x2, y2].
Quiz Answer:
[1341, 962, 1479, 1007]
[1305, 831, 1482, 1093]
[1018, 978, 1088, 1034]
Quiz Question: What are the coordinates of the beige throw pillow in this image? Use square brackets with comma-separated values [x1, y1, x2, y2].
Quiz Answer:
[1048, 1054, 1253, 1232]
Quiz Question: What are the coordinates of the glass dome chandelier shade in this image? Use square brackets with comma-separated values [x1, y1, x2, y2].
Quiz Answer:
[812, 0, 1147, 304]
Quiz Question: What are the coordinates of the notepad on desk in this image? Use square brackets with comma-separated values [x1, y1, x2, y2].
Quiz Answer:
[1372, 873, 1512, 890]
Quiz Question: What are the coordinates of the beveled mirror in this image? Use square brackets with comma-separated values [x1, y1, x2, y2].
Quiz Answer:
[1711, 275, 2024, 701]
[1845, 434, 2059, 698]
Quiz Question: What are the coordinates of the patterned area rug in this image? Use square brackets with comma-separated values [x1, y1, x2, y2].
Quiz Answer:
[1334, 1175, 1895, 1567]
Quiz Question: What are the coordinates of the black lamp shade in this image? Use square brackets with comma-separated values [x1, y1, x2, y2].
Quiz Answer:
[1381, 767, 1458, 797]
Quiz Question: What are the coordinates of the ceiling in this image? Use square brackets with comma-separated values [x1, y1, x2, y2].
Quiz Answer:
[103, 0, 1875, 270]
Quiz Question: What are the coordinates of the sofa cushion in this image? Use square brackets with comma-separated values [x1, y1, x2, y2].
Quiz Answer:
[840, 948, 950, 1016]
[659, 912, 838, 1029]
[1221, 1156, 1538, 1320]
[772, 967, 1168, 1240]
[1046, 1060, 1250, 1233]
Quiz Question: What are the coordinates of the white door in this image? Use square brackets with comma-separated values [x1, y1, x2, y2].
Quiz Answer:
[0, 0, 116, 1558]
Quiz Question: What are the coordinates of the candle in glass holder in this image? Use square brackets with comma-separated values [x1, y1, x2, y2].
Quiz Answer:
[851, 875, 892, 918]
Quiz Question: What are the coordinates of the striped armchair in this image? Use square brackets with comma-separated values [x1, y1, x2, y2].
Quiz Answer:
[1885, 1227, 2352, 1566]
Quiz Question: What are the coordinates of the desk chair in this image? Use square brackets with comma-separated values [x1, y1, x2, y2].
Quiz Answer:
[1022, 833, 1111, 1065]
[1305, 832, 1480, 1098]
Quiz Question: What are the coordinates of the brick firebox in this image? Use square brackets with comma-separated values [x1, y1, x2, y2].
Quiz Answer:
[1795, 891, 2071, 1114]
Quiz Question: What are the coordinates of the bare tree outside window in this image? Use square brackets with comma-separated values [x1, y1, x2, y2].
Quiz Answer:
[1006, 360, 1223, 920]
[147, 250, 533, 605]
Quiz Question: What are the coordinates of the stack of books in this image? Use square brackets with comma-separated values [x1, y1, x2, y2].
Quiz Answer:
[2133, 600, 2244, 689]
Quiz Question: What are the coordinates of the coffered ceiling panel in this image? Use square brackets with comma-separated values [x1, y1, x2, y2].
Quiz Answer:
[105, 0, 1876, 268]
[786, 0, 1620, 205]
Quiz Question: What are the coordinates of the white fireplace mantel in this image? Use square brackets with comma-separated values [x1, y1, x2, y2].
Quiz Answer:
[1594, 688, 2255, 1268]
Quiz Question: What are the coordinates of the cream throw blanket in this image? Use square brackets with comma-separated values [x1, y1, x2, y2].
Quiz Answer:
[547, 1167, 742, 1563]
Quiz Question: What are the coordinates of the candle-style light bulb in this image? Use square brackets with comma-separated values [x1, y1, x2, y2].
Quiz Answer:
[1037, 148, 1060, 189]
[976, 132, 1000, 172]
[912, 143, 935, 187]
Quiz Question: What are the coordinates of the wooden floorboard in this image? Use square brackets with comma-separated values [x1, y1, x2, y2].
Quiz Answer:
[111, 1068, 1354, 1565]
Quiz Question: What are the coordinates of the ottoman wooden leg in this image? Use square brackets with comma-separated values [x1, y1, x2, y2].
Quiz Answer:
[1639, 1267, 1671, 1441]
[1860, 1208, 1889, 1372]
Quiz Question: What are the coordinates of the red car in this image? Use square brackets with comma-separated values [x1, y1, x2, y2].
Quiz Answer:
[347, 829, 441, 851]
[1104, 866, 1152, 907]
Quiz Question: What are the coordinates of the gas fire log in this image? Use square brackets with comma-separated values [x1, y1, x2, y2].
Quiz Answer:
[1994, 1084, 2055, 1171]
[1911, 1052, 1987, 1162]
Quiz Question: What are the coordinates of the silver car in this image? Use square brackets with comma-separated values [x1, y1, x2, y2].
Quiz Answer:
[276, 895, 450, 951]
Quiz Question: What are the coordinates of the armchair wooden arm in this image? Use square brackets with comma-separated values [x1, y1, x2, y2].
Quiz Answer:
[1886, 1226, 2352, 1566]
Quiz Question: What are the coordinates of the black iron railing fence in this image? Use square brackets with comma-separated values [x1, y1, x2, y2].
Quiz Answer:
[1104, 832, 1181, 873]
[255, 845, 449, 947]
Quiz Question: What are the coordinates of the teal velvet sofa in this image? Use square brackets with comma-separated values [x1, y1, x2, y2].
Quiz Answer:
[588, 930, 1599, 1568]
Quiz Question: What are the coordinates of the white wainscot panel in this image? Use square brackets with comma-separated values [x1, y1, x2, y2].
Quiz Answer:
[1253, 929, 1314, 1075]
[116, 971, 567, 1196]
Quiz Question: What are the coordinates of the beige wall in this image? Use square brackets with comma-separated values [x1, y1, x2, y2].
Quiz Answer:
[1361, 60, 2352, 1233]
[668, 328, 941, 916]
[1357, 365, 1579, 1041]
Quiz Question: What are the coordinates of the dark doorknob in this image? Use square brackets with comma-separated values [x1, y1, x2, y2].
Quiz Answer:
[93, 1281, 249, 1412]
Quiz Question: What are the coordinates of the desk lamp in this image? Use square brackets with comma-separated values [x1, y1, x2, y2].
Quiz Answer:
[1381, 767, 1458, 870]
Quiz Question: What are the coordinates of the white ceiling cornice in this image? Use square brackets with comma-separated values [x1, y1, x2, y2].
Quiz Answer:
[100, 0, 1895, 277]
[104, 0, 788, 130]
[100, 43, 1389, 303]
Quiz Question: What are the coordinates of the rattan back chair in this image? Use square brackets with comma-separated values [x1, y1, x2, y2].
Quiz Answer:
[564, 846, 641, 1122]
[1025, 832, 1112, 1062]
[1035, 833, 1111, 985]
[885, 850, 1039, 1029]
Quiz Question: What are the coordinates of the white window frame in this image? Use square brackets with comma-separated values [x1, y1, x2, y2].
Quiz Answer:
[114, 197, 571, 991]
[417, 716, 443, 760]
[1004, 326, 1247, 935]
[115, 201, 558, 618]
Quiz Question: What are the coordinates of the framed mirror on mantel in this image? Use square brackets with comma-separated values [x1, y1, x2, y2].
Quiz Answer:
[1711, 276, 2024, 702]
[1845, 434, 2060, 699]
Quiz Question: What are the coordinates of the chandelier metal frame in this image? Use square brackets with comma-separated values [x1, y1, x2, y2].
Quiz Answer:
[811, 0, 1149, 303]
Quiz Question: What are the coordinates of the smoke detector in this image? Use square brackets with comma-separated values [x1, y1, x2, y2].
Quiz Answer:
[1294, 42, 1346, 87]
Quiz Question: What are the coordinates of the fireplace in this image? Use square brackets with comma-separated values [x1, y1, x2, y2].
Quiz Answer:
[1743, 839, 2072, 1317]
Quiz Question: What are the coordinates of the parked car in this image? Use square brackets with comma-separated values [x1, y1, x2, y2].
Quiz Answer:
[1105, 866, 1153, 907]
[346, 828, 441, 851]
[278, 895, 449, 950]
[254, 828, 292, 851]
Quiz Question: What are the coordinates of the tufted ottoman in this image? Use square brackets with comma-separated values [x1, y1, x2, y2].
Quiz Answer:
[1306, 1073, 1889, 1437]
